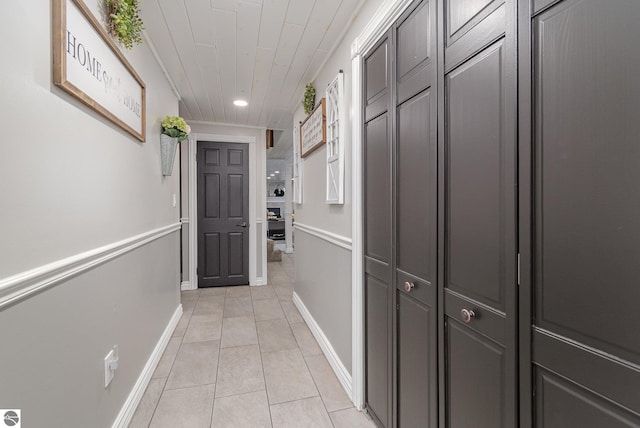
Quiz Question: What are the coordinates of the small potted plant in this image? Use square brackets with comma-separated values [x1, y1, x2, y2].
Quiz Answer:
[105, 0, 144, 50]
[160, 115, 190, 176]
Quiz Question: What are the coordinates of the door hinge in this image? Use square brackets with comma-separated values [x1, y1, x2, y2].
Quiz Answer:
[517, 253, 521, 285]
[396, 303, 399, 310]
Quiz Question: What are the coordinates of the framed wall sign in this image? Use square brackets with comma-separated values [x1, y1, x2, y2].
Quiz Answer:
[53, 0, 146, 141]
[300, 98, 326, 157]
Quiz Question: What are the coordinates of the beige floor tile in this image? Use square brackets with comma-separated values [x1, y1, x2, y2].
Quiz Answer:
[291, 322, 322, 356]
[262, 348, 318, 404]
[199, 286, 227, 297]
[211, 390, 272, 428]
[305, 354, 352, 412]
[329, 408, 377, 428]
[220, 316, 258, 348]
[183, 313, 223, 343]
[182, 299, 197, 312]
[280, 301, 303, 324]
[253, 298, 285, 321]
[270, 396, 333, 428]
[226, 285, 251, 298]
[150, 384, 215, 428]
[181, 290, 200, 299]
[193, 296, 225, 315]
[215, 345, 265, 398]
[256, 319, 298, 353]
[165, 340, 220, 390]
[153, 336, 182, 379]
[223, 297, 254, 318]
[173, 308, 193, 338]
[273, 285, 294, 302]
[129, 378, 166, 428]
[251, 285, 277, 301]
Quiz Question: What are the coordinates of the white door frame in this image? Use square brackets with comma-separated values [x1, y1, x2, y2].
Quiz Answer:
[350, 0, 416, 410]
[188, 133, 263, 289]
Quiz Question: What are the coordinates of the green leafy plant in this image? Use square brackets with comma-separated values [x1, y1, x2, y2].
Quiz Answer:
[105, 0, 144, 50]
[161, 115, 190, 142]
[303, 83, 316, 116]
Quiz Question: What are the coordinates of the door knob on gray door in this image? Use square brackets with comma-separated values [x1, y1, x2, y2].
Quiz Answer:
[404, 281, 415, 292]
[460, 308, 476, 323]
[236, 222, 247, 228]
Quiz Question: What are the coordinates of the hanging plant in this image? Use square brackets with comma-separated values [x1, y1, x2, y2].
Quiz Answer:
[303, 83, 316, 116]
[105, 0, 144, 50]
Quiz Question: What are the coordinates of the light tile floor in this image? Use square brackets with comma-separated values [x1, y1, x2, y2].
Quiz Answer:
[129, 253, 376, 428]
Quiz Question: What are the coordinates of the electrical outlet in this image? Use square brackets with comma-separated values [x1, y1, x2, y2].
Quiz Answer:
[104, 345, 119, 388]
[172, 193, 177, 207]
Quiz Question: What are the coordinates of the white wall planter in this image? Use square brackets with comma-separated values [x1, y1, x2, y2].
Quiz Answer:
[160, 134, 179, 176]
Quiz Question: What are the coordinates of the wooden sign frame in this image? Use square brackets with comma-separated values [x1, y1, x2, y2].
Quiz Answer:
[53, 0, 146, 141]
[300, 98, 326, 158]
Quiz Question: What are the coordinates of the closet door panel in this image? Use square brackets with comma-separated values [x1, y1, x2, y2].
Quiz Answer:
[531, 0, 640, 423]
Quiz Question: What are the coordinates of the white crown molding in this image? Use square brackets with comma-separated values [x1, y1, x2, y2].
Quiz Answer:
[0, 223, 181, 310]
[142, 30, 182, 102]
[189, 120, 273, 131]
[112, 304, 183, 428]
[351, 0, 415, 58]
[294, 222, 352, 251]
[293, 292, 353, 401]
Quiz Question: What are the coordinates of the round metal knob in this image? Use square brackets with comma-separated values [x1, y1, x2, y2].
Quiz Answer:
[404, 281, 415, 292]
[460, 308, 476, 323]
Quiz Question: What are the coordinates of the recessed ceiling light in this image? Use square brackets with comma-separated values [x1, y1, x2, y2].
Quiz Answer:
[233, 99, 248, 107]
[267, 177, 271, 180]
[274, 170, 280, 173]
[270, 173, 275, 176]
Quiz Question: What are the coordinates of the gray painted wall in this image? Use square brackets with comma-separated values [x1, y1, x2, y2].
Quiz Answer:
[292, 0, 386, 375]
[0, 1, 181, 425]
[295, 231, 353, 373]
[0, 235, 180, 427]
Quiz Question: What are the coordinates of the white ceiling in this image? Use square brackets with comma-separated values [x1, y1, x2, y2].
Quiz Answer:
[142, 0, 362, 140]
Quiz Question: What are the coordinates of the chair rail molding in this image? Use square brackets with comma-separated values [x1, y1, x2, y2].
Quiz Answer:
[0, 222, 181, 310]
[293, 222, 352, 251]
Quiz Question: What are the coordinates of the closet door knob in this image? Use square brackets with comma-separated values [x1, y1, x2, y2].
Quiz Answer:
[460, 308, 476, 323]
[404, 281, 415, 292]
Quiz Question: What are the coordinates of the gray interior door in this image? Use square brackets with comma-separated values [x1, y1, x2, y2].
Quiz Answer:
[441, 0, 518, 426]
[526, 0, 640, 425]
[197, 141, 249, 287]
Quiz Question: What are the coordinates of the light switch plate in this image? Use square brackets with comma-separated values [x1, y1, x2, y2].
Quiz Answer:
[104, 349, 115, 388]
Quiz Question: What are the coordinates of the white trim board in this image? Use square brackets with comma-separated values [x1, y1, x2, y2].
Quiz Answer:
[294, 222, 352, 251]
[349, 0, 415, 410]
[112, 304, 183, 428]
[0, 223, 181, 310]
[293, 292, 353, 401]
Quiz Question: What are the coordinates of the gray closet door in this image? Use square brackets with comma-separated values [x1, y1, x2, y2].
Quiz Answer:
[528, 0, 640, 425]
[395, 1, 437, 427]
[441, 0, 518, 426]
[364, 2, 437, 426]
[364, 34, 393, 428]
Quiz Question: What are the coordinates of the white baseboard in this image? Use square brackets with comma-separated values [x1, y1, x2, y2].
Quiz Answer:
[180, 281, 194, 291]
[292, 292, 353, 402]
[112, 304, 183, 428]
[251, 277, 266, 286]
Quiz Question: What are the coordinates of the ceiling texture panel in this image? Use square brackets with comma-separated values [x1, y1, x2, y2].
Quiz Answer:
[142, 0, 364, 159]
